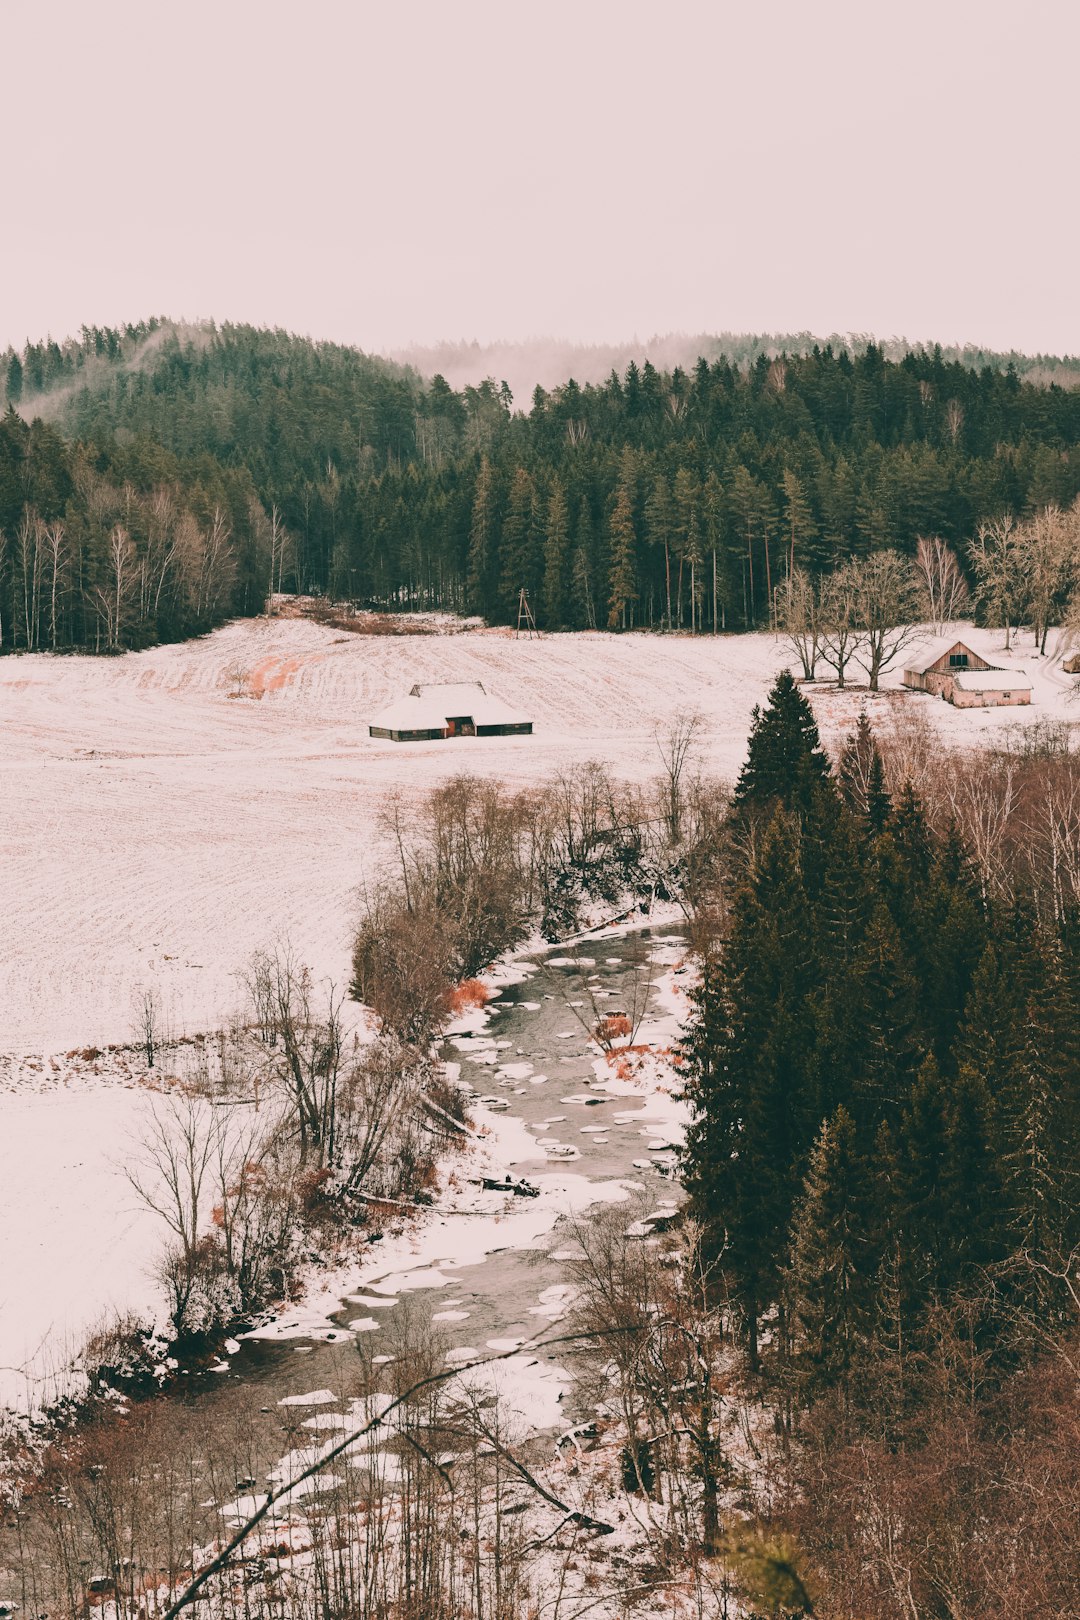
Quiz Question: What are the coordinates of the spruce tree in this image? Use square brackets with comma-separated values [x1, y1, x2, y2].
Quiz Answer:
[917, 824, 988, 1065]
[787, 1105, 875, 1402]
[732, 670, 831, 812]
[850, 903, 925, 1130]
[498, 465, 535, 617]
[541, 475, 569, 626]
[607, 486, 638, 629]
[896, 1054, 952, 1311]
[837, 711, 891, 831]
[467, 454, 498, 617]
[685, 810, 820, 1364]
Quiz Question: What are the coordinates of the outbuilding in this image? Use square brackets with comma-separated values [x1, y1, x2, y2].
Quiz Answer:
[902, 639, 1031, 708]
[1063, 652, 1080, 675]
[368, 681, 533, 741]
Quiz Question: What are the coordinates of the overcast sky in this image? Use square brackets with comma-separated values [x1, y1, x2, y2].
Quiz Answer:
[3, 0, 1078, 358]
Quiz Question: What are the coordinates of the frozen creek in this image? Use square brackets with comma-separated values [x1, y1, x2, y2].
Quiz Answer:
[162, 928, 691, 1519]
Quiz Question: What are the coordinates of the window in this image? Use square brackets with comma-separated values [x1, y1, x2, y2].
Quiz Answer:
[949, 652, 969, 668]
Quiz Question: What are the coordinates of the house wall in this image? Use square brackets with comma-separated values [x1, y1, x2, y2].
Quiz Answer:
[369, 725, 447, 740]
[944, 682, 1031, 708]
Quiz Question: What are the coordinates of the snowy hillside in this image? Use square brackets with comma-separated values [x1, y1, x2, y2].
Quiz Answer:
[1, 618, 1074, 1056]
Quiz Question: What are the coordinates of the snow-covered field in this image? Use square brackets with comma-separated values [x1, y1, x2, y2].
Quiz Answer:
[0, 616, 1074, 1410]
[5, 615, 1069, 1057]
[0, 618, 792, 1054]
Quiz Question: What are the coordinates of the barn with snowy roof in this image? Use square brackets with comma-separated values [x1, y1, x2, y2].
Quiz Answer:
[368, 681, 533, 742]
[902, 638, 1031, 708]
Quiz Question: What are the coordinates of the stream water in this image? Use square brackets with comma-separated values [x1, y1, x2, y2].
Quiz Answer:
[157, 927, 690, 1495]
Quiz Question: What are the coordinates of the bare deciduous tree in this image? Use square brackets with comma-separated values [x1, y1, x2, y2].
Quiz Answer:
[777, 566, 821, 680]
[969, 513, 1022, 648]
[817, 564, 863, 689]
[914, 535, 969, 632]
[848, 548, 923, 691]
[1015, 501, 1080, 654]
[131, 983, 164, 1068]
[243, 946, 345, 1164]
[654, 709, 703, 845]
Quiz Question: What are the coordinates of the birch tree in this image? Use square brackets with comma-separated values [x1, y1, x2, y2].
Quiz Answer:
[914, 535, 969, 632]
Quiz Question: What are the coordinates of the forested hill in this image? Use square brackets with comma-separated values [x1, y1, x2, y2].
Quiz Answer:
[3, 320, 428, 479]
[3, 320, 1080, 651]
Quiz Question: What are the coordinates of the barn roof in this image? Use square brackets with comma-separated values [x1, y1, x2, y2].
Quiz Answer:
[951, 669, 1031, 692]
[904, 636, 994, 674]
[369, 680, 531, 732]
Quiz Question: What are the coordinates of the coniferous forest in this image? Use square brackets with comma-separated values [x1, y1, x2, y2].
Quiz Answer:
[3, 320, 1080, 650]
[683, 677, 1080, 1613]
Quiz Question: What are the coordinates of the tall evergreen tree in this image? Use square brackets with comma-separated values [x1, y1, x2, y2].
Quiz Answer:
[787, 1106, 876, 1402]
[732, 670, 831, 812]
[467, 454, 498, 616]
[541, 475, 569, 626]
[607, 486, 638, 629]
[498, 465, 535, 617]
[685, 811, 820, 1364]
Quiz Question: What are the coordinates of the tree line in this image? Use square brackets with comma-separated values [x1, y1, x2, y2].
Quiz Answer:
[4, 322, 1080, 649]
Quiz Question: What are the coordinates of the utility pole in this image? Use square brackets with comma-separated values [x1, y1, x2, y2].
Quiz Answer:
[516, 587, 538, 638]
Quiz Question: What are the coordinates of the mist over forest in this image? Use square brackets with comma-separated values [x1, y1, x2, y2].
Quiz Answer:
[389, 330, 1080, 411]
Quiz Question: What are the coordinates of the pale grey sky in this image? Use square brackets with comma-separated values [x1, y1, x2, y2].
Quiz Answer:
[3, 0, 1078, 357]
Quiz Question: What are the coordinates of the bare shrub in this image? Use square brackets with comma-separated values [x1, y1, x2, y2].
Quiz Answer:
[242, 945, 346, 1163]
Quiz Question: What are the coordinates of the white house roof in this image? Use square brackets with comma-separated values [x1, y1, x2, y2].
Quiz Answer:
[369, 681, 531, 732]
[951, 669, 1030, 692]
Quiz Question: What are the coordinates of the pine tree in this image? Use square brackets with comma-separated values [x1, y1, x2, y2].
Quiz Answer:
[607, 486, 637, 629]
[733, 670, 831, 811]
[498, 465, 534, 617]
[645, 474, 675, 628]
[541, 475, 569, 626]
[787, 1106, 875, 1401]
[685, 811, 820, 1364]
[781, 467, 818, 577]
[467, 455, 498, 617]
[702, 469, 726, 630]
[837, 711, 891, 831]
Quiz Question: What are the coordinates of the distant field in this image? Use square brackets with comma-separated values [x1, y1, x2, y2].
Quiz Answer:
[0, 617, 1071, 1055]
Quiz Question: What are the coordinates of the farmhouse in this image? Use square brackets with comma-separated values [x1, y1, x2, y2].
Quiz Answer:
[368, 681, 533, 742]
[903, 639, 1031, 708]
[1063, 652, 1080, 675]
